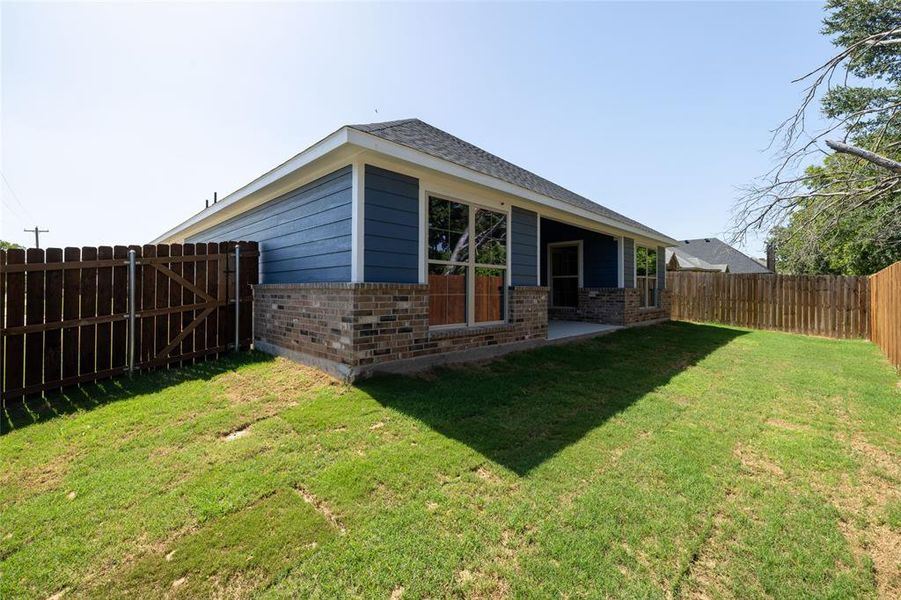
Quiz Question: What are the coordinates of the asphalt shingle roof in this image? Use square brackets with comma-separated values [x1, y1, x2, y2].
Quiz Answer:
[675, 238, 771, 274]
[349, 119, 672, 242]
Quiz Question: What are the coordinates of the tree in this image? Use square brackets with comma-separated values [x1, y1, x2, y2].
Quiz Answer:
[733, 0, 901, 275]
[0, 240, 23, 250]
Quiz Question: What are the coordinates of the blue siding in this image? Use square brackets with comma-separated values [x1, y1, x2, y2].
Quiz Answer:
[510, 207, 538, 286]
[540, 219, 619, 288]
[187, 166, 352, 284]
[364, 165, 420, 283]
[657, 245, 666, 290]
[623, 237, 635, 287]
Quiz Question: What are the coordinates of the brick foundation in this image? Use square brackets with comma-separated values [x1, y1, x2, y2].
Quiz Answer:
[546, 287, 671, 326]
[253, 283, 548, 379]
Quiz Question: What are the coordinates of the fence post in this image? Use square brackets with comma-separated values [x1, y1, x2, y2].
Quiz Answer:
[128, 249, 136, 374]
[234, 244, 240, 352]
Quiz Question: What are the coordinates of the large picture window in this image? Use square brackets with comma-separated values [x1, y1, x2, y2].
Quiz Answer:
[636, 246, 658, 308]
[427, 196, 507, 327]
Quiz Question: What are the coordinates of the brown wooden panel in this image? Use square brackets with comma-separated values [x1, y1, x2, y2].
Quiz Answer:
[140, 245, 156, 367]
[4, 249, 25, 398]
[669, 271, 874, 341]
[205, 242, 219, 358]
[95, 246, 114, 374]
[870, 262, 900, 370]
[181, 244, 195, 365]
[167, 244, 183, 367]
[79, 247, 98, 376]
[24, 248, 46, 394]
[154, 245, 170, 368]
[127, 245, 142, 368]
[220, 241, 233, 352]
[62, 248, 81, 381]
[112, 246, 129, 370]
[43, 248, 64, 392]
[193, 243, 208, 359]
[0, 251, 4, 394]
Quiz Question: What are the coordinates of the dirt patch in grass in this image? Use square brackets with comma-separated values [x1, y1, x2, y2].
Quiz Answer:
[294, 486, 346, 534]
[766, 418, 808, 432]
[0, 451, 73, 502]
[850, 435, 900, 482]
[820, 437, 901, 599]
[101, 489, 332, 598]
[218, 357, 341, 407]
[734, 444, 785, 478]
[868, 524, 901, 598]
[223, 428, 248, 441]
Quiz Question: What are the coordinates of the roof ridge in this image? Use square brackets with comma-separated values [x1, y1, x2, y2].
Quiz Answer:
[349, 118, 419, 134]
[349, 118, 673, 242]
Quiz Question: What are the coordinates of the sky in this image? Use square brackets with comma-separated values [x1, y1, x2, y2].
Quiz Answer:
[1, 1, 834, 257]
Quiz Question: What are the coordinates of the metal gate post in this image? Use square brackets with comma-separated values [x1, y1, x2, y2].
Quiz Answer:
[234, 245, 240, 352]
[128, 249, 136, 373]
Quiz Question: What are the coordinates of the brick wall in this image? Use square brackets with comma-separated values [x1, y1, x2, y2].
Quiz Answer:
[545, 287, 671, 326]
[253, 283, 356, 367]
[623, 288, 672, 324]
[253, 283, 548, 378]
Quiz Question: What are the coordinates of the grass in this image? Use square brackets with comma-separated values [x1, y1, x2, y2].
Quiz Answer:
[0, 321, 898, 599]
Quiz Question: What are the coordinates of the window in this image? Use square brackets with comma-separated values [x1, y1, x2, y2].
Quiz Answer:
[427, 196, 507, 327]
[636, 246, 658, 308]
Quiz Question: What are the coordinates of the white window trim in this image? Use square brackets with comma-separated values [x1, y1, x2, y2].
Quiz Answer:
[546, 240, 583, 308]
[424, 191, 511, 329]
[635, 244, 659, 309]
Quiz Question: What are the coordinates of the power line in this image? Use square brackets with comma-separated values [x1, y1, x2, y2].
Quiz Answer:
[0, 170, 35, 222]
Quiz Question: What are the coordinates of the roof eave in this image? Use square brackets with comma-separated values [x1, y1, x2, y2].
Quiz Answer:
[153, 125, 678, 247]
[150, 126, 352, 244]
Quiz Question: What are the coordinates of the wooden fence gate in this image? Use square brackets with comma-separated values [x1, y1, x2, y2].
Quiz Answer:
[0, 241, 258, 403]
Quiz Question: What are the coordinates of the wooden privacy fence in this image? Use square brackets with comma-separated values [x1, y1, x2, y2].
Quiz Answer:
[870, 261, 901, 370]
[0, 241, 258, 403]
[669, 271, 871, 339]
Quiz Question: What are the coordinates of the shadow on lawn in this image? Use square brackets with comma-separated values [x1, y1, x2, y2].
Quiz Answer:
[360, 321, 747, 476]
[1, 352, 276, 435]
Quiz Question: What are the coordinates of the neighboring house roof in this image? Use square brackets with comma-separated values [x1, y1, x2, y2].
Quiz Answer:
[672, 238, 771, 274]
[665, 248, 728, 272]
[153, 118, 676, 246]
[348, 119, 670, 242]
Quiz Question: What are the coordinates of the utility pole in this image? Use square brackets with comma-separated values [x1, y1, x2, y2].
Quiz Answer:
[24, 226, 49, 248]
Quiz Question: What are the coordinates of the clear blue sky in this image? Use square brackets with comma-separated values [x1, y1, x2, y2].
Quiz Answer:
[1, 1, 832, 257]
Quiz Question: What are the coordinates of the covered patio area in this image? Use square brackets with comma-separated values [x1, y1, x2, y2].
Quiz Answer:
[546, 319, 621, 342]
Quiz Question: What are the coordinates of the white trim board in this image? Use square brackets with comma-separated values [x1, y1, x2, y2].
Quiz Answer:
[350, 159, 365, 282]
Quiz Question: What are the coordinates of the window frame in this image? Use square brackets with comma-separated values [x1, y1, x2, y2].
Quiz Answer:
[425, 192, 510, 329]
[635, 244, 658, 309]
[546, 240, 584, 308]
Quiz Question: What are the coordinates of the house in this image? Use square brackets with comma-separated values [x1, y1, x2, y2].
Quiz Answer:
[665, 248, 729, 272]
[666, 238, 771, 274]
[155, 119, 677, 378]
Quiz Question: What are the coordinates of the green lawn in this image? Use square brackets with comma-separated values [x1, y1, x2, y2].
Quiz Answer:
[1, 322, 899, 599]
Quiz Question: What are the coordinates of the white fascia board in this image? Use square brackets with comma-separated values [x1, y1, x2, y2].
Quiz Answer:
[150, 127, 351, 244]
[345, 128, 679, 247]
